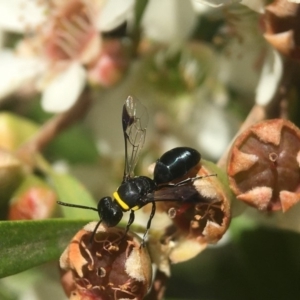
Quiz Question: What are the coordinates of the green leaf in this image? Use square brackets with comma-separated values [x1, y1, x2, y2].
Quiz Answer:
[0, 219, 89, 278]
[231, 225, 300, 299]
[134, 0, 149, 26]
[50, 172, 98, 219]
[45, 125, 99, 164]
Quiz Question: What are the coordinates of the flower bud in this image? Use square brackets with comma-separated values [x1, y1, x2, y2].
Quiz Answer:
[0, 113, 38, 150]
[0, 149, 24, 208]
[262, 0, 300, 60]
[60, 222, 152, 300]
[87, 39, 128, 87]
[8, 175, 57, 220]
[227, 119, 300, 212]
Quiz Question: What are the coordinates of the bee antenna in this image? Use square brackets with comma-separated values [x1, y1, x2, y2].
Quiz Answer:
[57, 201, 102, 246]
[57, 201, 98, 212]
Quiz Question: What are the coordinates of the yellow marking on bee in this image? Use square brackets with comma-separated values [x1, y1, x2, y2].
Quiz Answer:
[113, 192, 129, 211]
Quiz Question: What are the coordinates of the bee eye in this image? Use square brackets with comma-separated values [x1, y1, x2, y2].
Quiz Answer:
[98, 197, 123, 227]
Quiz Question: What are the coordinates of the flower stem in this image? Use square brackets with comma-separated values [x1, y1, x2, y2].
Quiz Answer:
[16, 87, 92, 168]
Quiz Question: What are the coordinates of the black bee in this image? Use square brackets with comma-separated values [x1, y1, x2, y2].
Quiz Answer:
[58, 96, 214, 246]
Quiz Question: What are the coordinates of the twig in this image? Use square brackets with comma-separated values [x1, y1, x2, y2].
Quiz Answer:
[16, 88, 92, 167]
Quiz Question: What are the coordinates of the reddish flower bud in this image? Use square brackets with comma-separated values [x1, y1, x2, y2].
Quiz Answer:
[87, 40, 128, 87]
[8, 176, 57, 220]
[60, 223, 152, 300]
[227, 119, 300, 212]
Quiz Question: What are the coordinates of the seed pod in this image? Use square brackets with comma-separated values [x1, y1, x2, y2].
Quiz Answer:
[227, 119, 300, 212]
[60, 222, 152, 300]
[263, 0, 300, 60]
[156, 160, 232, 263]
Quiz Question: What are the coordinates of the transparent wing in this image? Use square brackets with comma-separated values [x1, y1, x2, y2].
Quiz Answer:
[153, 186, 207, 202]
[122, 96, 148, 182]
[137, 185, 215, 206]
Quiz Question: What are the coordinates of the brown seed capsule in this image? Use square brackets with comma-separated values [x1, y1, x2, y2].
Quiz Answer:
[60, 222, 152, 300]
[262, 0, 300, 60]
[227, 119, 300, 212]
[154, 160, 232, 263]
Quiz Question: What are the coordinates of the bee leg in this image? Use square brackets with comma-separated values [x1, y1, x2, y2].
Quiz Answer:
[125, 210, 135, 234]
[141, 202, 156, 247]
[117, 210, 135, 243]
[89, 219, 102, 246]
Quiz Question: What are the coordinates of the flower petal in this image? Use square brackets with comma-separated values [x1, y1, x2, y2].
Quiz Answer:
[0, 49, 44, 99]
[142, 0, 197, 45]
[0, 0, 47, 33]
[192, 0, 241, 7]
[98, 0, 134, 32]
[0, 30, 4, 48]
[196, 105, 232, 159]
[41, 62, 86, 113]
[255, 48, 283, 106]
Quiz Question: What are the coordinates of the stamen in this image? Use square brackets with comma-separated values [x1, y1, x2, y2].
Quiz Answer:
[54, 36, 78, 58]
[81, 3, 95, 22]
[56, 28, 81, 49]
[72, 14, 92, 33]
[60, 18, 85, 39]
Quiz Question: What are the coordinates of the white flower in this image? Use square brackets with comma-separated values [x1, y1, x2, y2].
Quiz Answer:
[192, 0, 241, 7]
[255, 48, 283, 106]
[218, 32, 266, 95]
[192, 0, 266, 13]
[142, 0, 197, 47]
[0, 49, 45, 99]
[41, 62, 87, 112]
[0, 0, 47, 33]
[0, 0, 133, 112]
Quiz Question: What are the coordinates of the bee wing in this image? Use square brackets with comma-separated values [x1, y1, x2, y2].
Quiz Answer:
[150, 185, 212, 203]
[122, 96, 148, 182]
